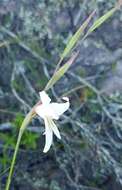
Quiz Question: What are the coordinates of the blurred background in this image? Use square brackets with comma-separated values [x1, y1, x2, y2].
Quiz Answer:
[0, 0, 122, 189]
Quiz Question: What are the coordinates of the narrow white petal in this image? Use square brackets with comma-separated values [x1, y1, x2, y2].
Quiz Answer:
[48, 118, 61, 139]
[35, 105, 42, 117]
[43, 118, 53, 153]
[49, 99, 70, 119]
[39, 91, 51, 105]
[35, 104, 46, 119]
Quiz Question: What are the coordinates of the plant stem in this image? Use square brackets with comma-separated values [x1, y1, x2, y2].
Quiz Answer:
[5, 109, 35, 190]
[5, 131, 22, 190]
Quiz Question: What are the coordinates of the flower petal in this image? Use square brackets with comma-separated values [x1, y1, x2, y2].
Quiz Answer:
[39, 91, 51, 105]
[35, 104, 46, 119]
[48, 118, 61, 139]
[43, 117, 53, 153]
[49, 98, 70, 119]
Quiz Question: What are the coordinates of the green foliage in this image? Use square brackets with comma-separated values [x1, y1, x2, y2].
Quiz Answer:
[0, 154, 11, 171]
[12, 79, 24, 92]
[21, 132, 39, 149]
[12, 113, 24, 128]
[84, 87, 96, 100]
[0, 133, 16, 171]
[0, 113, 39, 172]
[12, 113, 39, 149]
[3, 1, 121, 189]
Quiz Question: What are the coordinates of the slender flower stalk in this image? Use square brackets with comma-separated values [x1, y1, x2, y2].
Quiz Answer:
[5, 109, 36, 190]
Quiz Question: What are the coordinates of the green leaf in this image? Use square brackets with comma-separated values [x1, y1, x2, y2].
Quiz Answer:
[86, 8, 116, 36]
[45, 52, 78, 91]
[61, 10, 95, 60]
[22, 132, 39, 149]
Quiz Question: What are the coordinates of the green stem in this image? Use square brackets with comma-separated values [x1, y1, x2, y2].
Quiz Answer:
[5, 110, 35, 190]
[5, 131, 23, 190]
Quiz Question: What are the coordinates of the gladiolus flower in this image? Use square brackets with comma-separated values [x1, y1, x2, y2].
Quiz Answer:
[35, 91, 70, 153]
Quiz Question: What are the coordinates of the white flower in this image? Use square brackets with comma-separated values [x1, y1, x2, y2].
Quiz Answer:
[35, 91, 70, 153]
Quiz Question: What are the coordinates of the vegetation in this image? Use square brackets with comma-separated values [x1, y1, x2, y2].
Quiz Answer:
[0, 0, 122, 190]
